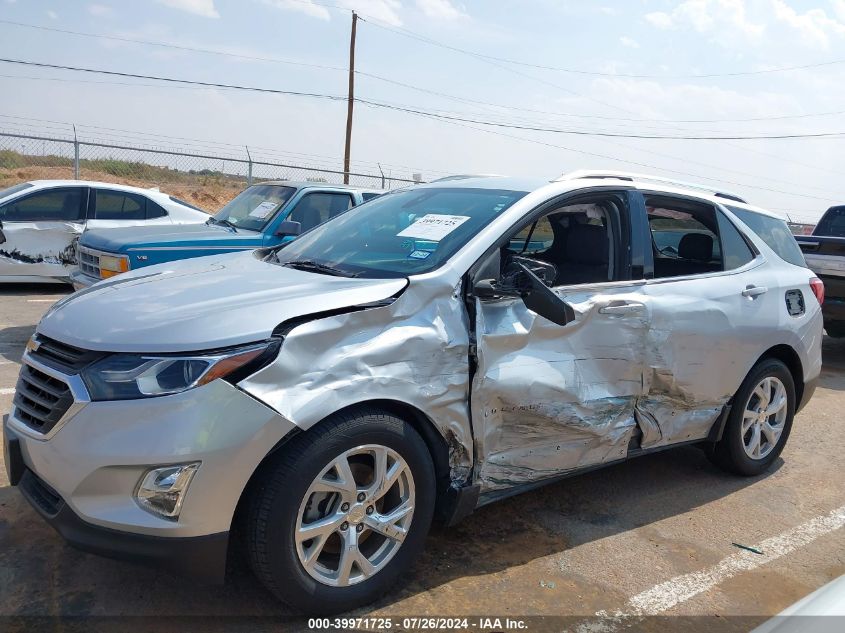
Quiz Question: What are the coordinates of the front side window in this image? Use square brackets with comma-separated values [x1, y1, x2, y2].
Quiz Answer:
[0, 187, 84, 222]
[648, 196, 752, 279]
[94, 191, 146, 220]
[500, 199, 619, 286]
[275, 187, 528, 278]
[726, 205, 805, 267]
[212, 184, 296, 232]
[287, 192, 353, 232]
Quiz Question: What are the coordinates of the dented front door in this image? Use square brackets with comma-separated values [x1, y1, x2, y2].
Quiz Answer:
[0, 187, 87, 280]
[470, 282, 650, 493]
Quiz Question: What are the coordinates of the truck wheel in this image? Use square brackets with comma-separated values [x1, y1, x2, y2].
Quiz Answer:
[709, 358, 795, 476]
[246, 408, 436, 614]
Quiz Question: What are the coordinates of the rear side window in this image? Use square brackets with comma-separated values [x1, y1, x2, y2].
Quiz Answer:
[169, 196, 204, 212]
[94, 190, 146, 220]
[0, 187, 84, 222]
[727, 206, 806, 267]
[146, 200, 168, 219]
[815, 206, 845, 237]
[716, 211, 755, 270]
[361, 192, 381, 202]
[647, 196, 754, 279]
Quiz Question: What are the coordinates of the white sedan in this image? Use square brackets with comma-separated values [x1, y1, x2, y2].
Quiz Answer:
[0, 180, 209, 283]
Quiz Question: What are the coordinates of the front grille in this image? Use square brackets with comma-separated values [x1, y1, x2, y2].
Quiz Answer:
[29, 335, 102, 373]
[77, 245, 102, 279]
[20, 469, 63, 517]
[13, 365, 74, 434]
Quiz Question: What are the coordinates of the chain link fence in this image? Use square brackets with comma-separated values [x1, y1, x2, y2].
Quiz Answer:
[0, 131, 420, 212]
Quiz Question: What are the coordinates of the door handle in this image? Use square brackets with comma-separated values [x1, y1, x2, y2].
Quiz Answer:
[599, 301, 645, 315]
[742, 285, 768, 298]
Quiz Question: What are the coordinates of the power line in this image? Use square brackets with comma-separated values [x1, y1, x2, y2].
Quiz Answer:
[356, 13, 845, 80]
[4, 18, 843, 126]
[3, 58, 845, 140]
[410, 109, 839, 204]
[0, 19, 347, 72]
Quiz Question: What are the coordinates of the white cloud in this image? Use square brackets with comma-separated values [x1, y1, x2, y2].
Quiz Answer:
[834, 0, 845, 22]
[645, 0, 764, 39]
[620, 35, 640, 48]
[415, 0, 466, 20]
[771, 0, 845, 49]
[155, 0, 220, 18]
[645, 11, 674, 29]
[88, 4, 112, 16]
[261, 0, 403, 25]
[46, 10, 58, 19]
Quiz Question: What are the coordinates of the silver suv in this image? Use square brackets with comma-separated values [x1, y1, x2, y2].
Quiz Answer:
[3, 172, 823, 613]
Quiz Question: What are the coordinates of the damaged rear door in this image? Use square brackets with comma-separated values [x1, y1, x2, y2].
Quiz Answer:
[0, 186, 87, 280]
[469, 189, 650, 493]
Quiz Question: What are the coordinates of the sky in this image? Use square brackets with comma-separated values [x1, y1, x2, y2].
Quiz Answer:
[2, 0, 845, 222]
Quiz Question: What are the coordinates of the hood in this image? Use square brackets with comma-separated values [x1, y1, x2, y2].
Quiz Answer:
[39, 251, 408, 353]
[80, 222, 263, 253]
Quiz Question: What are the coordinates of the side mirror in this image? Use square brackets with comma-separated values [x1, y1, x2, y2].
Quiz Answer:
[0, 219, 5, 245]
[516, 262, 576, 326]
[275, 220, 302, 237]
[473, 278, 522, 300]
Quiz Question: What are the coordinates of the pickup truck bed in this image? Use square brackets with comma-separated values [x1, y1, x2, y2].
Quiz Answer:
[797, 234, 845, 337]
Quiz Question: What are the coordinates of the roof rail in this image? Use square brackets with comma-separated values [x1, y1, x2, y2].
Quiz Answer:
[554, 170, 747, 204]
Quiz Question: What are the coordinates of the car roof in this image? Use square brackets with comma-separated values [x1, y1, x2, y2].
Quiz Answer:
[21, 180, 172, 195]
[255, 180, 384, 193]
[408, 172, 787, 220]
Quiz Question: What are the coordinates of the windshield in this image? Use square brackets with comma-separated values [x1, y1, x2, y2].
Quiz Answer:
[274, 187, 527, 278]
[0, 182, 33, 200]
[212, 184, 296, 231]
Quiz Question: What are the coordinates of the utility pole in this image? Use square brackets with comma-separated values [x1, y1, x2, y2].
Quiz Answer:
[343, 11, 357, 185]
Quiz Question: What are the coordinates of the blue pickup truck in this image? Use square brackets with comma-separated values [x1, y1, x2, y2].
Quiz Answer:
[71, 181, 383, 287]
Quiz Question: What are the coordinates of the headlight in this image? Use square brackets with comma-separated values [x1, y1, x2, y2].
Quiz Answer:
[99, 254, 130, 279]
[81, 342, 275, 401]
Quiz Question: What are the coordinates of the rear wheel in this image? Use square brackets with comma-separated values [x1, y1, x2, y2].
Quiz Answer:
[710, 358, 795, 476]
[246, 408, 436, 614]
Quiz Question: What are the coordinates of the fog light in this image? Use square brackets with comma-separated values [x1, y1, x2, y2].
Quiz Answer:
[135, 462, 200, 520]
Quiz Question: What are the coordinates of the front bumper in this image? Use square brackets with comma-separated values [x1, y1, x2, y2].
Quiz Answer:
[5, 368, 297, 577]
[69, 269, 99, 290]
[5, 428, 228, 582]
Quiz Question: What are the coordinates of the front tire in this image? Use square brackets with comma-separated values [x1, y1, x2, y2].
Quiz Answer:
[710, 358, 795, 476]
[246, 408, 436, 614]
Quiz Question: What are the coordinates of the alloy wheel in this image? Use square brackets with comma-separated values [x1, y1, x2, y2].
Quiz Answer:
[741, 376, 788, 460]
[295, 444, 415, 587]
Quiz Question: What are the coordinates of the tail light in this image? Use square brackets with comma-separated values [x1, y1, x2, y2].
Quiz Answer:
[810, 277, 825, 305]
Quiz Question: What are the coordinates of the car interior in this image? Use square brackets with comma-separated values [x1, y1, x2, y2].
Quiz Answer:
[502, 200, 618, 287]
[288, 192, 353, 232]
[647, 196, 723, 278]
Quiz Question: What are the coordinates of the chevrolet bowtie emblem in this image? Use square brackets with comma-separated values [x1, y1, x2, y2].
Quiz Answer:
[25, 337, 41, 354]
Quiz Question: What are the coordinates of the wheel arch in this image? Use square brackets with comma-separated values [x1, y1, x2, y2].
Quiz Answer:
[231, 398, 457, 539]
[757, 344, 805, 409]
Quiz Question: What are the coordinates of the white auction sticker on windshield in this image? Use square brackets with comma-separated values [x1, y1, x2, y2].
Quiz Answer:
[396, 214, 470, 241]
[249, 201, 278, 219]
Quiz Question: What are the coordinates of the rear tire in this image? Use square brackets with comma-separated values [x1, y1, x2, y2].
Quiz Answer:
[710, 358, 795, 476]
[245, 407, 436, 614]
